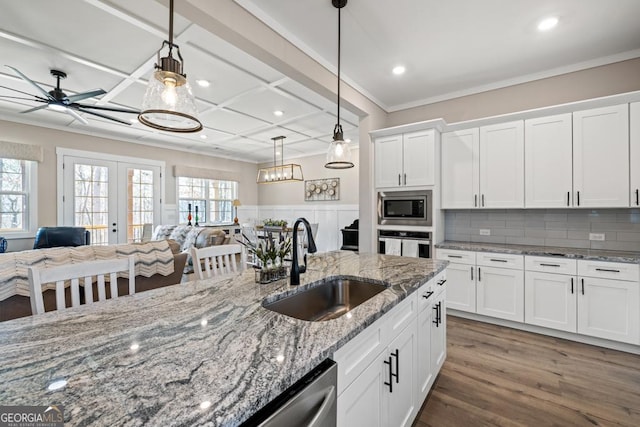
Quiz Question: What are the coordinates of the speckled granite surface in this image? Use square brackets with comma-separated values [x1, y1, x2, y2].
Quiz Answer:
[0, 251, 447, 426]
[436, 241, 640, 263]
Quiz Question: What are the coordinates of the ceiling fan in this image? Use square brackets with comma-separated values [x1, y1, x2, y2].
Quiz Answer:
[0, 65, 140, 125]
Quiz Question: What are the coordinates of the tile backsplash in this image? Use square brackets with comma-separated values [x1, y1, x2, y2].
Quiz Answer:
[444, 209, 640, 252]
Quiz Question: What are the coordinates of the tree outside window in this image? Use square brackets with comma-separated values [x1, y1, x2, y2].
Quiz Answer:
[178, 177, 237, 224]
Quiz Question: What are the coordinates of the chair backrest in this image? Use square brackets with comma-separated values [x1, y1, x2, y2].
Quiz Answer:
[191, 244, 245, 280]
[27, 256, 135, 315]
[33, 226, 90, 249]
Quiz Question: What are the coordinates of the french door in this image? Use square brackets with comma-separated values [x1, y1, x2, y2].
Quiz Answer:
[62, 155, 161, 245]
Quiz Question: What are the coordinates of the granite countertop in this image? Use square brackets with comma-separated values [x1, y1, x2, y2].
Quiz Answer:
[435, 241, 640, 264]
[0, 251, 448, 426]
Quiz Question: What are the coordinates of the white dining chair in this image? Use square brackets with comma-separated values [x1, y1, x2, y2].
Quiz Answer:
[191, 244, 246, 280]
[27, 256, 136, 315]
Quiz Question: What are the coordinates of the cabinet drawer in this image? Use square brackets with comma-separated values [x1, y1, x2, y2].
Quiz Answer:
[525, 256, 577, 275]
[386, 292, 418, 336]
[476, 252, 524, 270]
[578, 260, 640, 282]
[436, 249, 475, 265]
[334, 316, 388, 396]
[417, 271, 446, 312]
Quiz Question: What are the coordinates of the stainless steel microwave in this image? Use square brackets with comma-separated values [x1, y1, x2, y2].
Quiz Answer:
[377, 190, 433, 226]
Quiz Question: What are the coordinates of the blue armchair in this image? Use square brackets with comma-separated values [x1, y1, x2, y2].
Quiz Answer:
[33, 227, 91, 249]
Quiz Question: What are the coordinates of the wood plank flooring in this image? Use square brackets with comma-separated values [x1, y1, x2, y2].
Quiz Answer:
[414, 316, 640, 427]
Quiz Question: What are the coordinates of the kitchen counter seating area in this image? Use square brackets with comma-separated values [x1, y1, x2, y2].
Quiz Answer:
[0, 251, 447, 426]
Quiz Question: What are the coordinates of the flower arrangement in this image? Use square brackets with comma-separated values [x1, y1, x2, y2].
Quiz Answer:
[239, 233, 292, 283]
[263, 218, 288, 228]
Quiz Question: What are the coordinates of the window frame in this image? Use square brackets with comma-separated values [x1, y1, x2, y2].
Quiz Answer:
[176, 177, 238, 225]
[0, 158, 38, 239]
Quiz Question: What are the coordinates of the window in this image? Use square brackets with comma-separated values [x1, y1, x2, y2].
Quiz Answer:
[0, 158, 37, 237]
[177, 177, 237, 224]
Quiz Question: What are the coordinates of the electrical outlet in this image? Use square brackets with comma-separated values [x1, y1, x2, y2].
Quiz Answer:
[479, 229, 491, 236]
[589, 233, 605, 241]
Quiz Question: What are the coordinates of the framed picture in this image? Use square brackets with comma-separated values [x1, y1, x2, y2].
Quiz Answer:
[305, 178, 339, 201]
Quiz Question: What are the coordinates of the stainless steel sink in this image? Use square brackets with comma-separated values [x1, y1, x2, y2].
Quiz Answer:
[263, 277, 388, 321]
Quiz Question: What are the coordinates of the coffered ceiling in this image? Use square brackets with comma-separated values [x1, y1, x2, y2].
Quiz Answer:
[0, 0, 359, 163]
[2, 1, 640, 164]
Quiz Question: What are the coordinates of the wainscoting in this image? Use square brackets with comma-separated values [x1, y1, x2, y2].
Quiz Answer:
[237, 204, 359, 253]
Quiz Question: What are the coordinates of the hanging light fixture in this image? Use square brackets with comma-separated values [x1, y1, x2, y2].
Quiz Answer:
[325, 0, 354, 169]
[257, 136, 304, 184]
[139, 0, 202, 133]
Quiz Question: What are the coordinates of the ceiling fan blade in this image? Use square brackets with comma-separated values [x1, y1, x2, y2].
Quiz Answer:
[64, 108, 89, 125]
[76, 107, 132, 125]
[5, 65, 56, 101]
[0, 95, 43, 101]
[0, 84, 38, 98]
[21, 104, 49, 114]
[74, 103, 140, 114]
[65, 89, 106, 103]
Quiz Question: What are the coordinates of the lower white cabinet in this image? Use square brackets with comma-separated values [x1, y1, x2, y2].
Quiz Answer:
[577, 276, 640, 344]
[476, 256, 524, 322]
[335, 272, 447, 427]
[525, 271, 577, 332]
[524, 256, 640, 344]
[436, 249, 476, 312]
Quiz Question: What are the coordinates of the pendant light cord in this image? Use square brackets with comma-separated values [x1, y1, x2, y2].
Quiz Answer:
[336, 6, 341, 131]
[168, 0, 174, 53]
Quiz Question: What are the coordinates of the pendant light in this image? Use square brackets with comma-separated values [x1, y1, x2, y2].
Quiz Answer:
[139, 0, 202, 133]
[325, 0, 354, 169]
[257, 136, 304, 184]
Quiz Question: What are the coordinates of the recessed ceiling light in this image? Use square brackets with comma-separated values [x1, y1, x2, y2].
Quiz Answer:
[196, 79, 210, 87]
[537, 16, 558, 31]
[392, 65, 406, 75]
[273, 110, 284, 117]
[200, 134, 208, 139]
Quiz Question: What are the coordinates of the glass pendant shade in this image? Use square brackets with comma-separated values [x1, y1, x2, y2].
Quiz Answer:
[138, 0, 202, 133]
[139, 70, 202, 132]
[326, 127, 353, 169]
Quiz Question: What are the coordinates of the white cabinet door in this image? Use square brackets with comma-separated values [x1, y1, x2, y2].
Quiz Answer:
[525, 271, 577, 333]
[577, 277, 640, 344]
[477, 266, 524, 322]
[416, 302, 433, 404]
[337, 353, 386, 427]
[445, 263, 476, 312]
[386, 319, 418, 427]
[441, 129, 480, 208]
[573, 104, 629, 207]
[403, 130, 435, 187]
[430, 291, 447, 375]
[375, 134, 403, 188]
[525, 114, 573, 208]
[631, 102, 640, 207]
[479, 121, 524, 208]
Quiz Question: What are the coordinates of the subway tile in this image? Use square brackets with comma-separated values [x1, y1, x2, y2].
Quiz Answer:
[470, 220, 506, 229]
[590, 222, 639, 232]
[505, 221, 525, 228]
[567, 230, 590, 240]
[492, 228, 525, 237]
[545, 221, 569, 230]
[446, 233, 471, 242]
[544, 238, 590, 249]
[590, 240, 640, 251]
[567, 212, 590, 223]
[526, 229, 567, 239]
[525, 220, 546, 229]
[586, 212, 619, 223]
[543, 213, 568, 222]
[470, 235, 506, 244]
[616, 231, 640, 242]
[505, 236, 545, 246]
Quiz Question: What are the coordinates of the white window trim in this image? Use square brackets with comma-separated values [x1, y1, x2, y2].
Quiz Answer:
[56, 147, 166, 226]
[2, 160, 38, 239]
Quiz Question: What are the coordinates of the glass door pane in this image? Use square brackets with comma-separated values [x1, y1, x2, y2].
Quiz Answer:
[122, 166, 159, 243]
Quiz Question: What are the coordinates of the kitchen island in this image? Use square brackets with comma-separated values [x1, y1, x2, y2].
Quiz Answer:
[0, 251, 447, 426]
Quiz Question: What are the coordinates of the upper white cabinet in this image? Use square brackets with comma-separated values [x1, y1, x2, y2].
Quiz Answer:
[441, 129, 479, 208]
[375, 130, 435, 188]
[524, 114, 573, 208]
[441, 122, 523, 209]
[631, 102, 640, 207]
[573, 104, 629, 207]
[479, 121, 525, 208]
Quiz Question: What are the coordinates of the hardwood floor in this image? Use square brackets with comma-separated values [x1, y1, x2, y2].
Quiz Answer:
[414, 316, 640, 427]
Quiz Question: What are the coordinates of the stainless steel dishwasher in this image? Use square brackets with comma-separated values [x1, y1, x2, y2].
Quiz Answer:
[240, 359, 337, 427]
